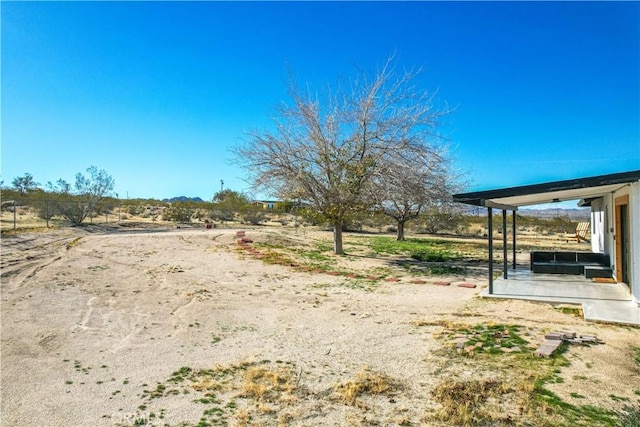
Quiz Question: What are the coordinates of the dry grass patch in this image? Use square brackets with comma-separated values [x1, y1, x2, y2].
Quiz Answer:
[135, 360, 304, 426]
[419, 320, 620, 426]
[66, 236, 83, 249]
[333, 367, 398, 406]
[431, 378, 514, 425]
[241, 365, 298, 403]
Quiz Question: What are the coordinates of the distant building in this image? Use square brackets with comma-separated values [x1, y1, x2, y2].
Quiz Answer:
[253, 200, 306, 212]
[254, 200, 289, 211]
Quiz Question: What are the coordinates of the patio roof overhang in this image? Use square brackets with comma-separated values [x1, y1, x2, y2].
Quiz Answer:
[453, 170, 640, 209]
[451, 170, 640, 295]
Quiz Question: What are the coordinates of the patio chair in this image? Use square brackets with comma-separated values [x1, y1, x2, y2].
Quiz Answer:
[573, 221, 590, 243]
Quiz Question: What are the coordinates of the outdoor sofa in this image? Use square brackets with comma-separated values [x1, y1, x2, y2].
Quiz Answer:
[530, 251, 612, 278]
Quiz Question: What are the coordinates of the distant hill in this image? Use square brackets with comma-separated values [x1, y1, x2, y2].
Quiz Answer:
[458, 205, 590, 221]
[518, 208, 590, 221]
[163, 196, 204, 203]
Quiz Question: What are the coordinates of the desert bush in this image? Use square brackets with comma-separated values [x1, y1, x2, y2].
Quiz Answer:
[241, 210, 266, 225]
[416, 208, 468, 234]
[410, 247, 455, 262]
[362, 211, 391, 232]
[616, 402, 640, 426]
[34, 199, 58, 224]
[125, 204, 144, 216]
[163, 202, 195, 223]
[47, 166, 115, 225]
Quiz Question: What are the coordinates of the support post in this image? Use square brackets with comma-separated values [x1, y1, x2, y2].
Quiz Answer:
[488, 207, 493, 294]
[502, 209, 508, 279]
[13, 200, 17, 231]
[512, 210, 517, 269]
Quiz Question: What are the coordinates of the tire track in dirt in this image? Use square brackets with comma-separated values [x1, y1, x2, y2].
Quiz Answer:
[1, 232, 82, 294]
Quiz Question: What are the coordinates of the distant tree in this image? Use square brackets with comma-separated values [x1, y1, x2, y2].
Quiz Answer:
[372, 147, 462, 240]
[12, 173, 40, 196]
[234, 55, 450, 254]
[211, 189, 252, 222]
[417, 202, 466, 235]
[48, 166, 115, 225]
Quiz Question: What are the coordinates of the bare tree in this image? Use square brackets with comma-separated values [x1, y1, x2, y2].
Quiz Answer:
[11, 173, 40, 196]
[48, 166, 115, 225]
[234, 56, 450, 254]
[373, 145, 461, 240]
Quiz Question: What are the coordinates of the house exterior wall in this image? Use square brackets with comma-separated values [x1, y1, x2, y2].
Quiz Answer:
[590, 198, 606, 254]
[597, 181, 640, 304]
[630, 181, 640, 304]
[591, 181, 640, 305]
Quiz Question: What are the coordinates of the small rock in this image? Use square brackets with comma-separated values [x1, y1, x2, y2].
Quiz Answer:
[456, 339, 468, 349]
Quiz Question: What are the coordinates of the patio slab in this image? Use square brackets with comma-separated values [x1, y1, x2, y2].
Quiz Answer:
[481, 268, 639, 326]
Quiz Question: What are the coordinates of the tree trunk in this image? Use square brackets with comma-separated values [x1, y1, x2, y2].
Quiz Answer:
[396, 219, 406, 241]
[333, 221, 344, 255]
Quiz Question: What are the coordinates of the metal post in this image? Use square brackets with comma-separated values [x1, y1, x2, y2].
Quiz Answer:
[488, 207, 493, 294]
[13, 201, 17, 230]
[512, 210, 517, 270]
[502, 209, 508, 279]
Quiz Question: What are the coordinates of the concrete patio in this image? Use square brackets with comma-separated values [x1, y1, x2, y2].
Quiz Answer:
[481, 268, 640, 326]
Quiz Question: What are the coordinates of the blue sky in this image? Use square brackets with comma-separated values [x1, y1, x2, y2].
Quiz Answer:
[2, 1, 639, 202]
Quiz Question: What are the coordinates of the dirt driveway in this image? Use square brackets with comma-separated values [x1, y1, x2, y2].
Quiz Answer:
[1, 227, 638, 426]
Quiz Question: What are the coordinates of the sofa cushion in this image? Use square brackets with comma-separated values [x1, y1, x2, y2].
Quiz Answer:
[531, 251, 555, 262]
[577, 252, 609, 266]
[555, 252, 577, 263]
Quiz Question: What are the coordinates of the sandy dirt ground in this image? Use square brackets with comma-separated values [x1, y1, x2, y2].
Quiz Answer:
[1, 226, 639, 426]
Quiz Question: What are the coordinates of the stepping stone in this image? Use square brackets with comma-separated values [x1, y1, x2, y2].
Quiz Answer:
[433, 281, 451, 286]
[385, 277, 401, 282]
[409, 279, 427, 284]
[545, 333, 564, 340]
[326, 271, 342, 276]
[458, 283, 477, 289]
[535, 339, 562, 357]
[366, 275, 380, 280]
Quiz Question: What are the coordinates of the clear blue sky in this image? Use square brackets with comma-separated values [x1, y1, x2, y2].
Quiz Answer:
[2, 1, 639, 202]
